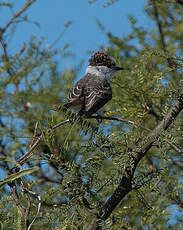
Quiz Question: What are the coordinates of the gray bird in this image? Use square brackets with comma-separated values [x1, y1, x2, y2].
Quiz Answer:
[64, 51, 123, 117]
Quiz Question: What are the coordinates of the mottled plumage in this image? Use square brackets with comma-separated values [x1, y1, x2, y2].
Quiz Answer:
[64, 51, 123, 117]
[65, 73, 112, 117]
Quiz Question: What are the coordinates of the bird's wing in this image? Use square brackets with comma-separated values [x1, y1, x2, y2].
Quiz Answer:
[65, 75, 112, 116]
[83, 78, 112, 115]
[64, 78, 85, 109]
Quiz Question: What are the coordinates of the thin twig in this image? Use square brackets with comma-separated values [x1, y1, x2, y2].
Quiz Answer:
[38, 158, 63, 184]
[17, 134, 42, 166]
[0, 0, 36, 77]
[152, 0, 166, 52]
[20, 180, 31, 228]
[52, 119, 70, 129]
[0, 37, 9, 62]
[3, 0, 36, 32]
[89, 115, 151, 132]
[14, 119, 70, 168]
[90, 115, 182, 154]
[25, 188, 41, 230]
[0, 36, 13, 76]
[63, 120, 77, 147]
[96, 177, 113, 193]
[9, 182, 26, 215]
[29, 121, 39, 148]
[152, 0, 177, 69]
[167, 141, 183, 154]
[7, 167, 26, 216]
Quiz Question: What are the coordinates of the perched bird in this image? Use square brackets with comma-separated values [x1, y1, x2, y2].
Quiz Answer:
[64, 51, 123, 117]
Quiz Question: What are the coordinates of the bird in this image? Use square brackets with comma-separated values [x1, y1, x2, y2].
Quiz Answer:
[64, 50, 123, 118]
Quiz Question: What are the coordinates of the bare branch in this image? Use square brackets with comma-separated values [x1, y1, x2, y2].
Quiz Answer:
[25, 189, 41, 230]
[0, 0, 36, 77]
[167, 141, 183, 154]
[152, 0, 177, 68]
[29, 121, 39, 148]
[20, 180, 31, 228]
[89, 115, 151, 132]
[0, 37, 9, 62]
[90, 115, 182, 155]
[3, 0, 36, 32]
[7, 172, 26, 217]
[52, 119, 70, 129]
[152, 0, 166, 52]
[0, 36, 13, 76]
[17, 134, 42, 166]
[13, 119, 70, 170]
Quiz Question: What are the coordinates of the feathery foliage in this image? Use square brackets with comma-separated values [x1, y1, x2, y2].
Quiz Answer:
[0, 0, 183, 229]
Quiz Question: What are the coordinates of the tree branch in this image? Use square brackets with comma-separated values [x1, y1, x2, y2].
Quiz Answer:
[20, 180, 31, 228]
[0, 0, 36, 77]
[90, 93, 183, 228]
[0, 37, 9, 62]
[11, 119, 70, 172]
[167, 141, 183, 154]
[0, 36, 13, 76]
[152, 0, 177, 68]
[89, 115, 151, 132]
[152, 0, 166, 52]
[7, 174, 26, 217]
[3, 0, 36, 33]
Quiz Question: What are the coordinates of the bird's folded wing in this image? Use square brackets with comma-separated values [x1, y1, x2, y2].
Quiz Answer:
[84, 82, 112, 113]
[65, 76, 112, 114]
[65, 81, 84, 108]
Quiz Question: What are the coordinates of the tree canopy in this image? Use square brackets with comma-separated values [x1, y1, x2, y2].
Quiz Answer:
[0, 0, 183, 229]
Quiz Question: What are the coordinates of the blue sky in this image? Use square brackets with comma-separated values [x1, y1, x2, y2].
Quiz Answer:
[0, 0, 149, 69]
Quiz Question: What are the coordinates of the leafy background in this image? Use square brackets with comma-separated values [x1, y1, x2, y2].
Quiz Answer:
[0, 0, 183, 229]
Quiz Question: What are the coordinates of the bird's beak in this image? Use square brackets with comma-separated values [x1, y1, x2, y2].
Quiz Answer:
[112, 66, 124, 71]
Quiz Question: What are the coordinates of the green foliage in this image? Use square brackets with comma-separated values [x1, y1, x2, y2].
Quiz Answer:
[0, 168, 38, 189]
[1, 0, 183, 229]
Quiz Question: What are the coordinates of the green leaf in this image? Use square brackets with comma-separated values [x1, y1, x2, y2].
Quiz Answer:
[0, 168, 38, 189]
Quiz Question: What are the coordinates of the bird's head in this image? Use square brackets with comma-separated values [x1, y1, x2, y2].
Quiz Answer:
[86, 50, 123, 81]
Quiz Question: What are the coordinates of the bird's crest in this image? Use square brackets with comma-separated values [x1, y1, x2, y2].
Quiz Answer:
[88, 51, 115, 68]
